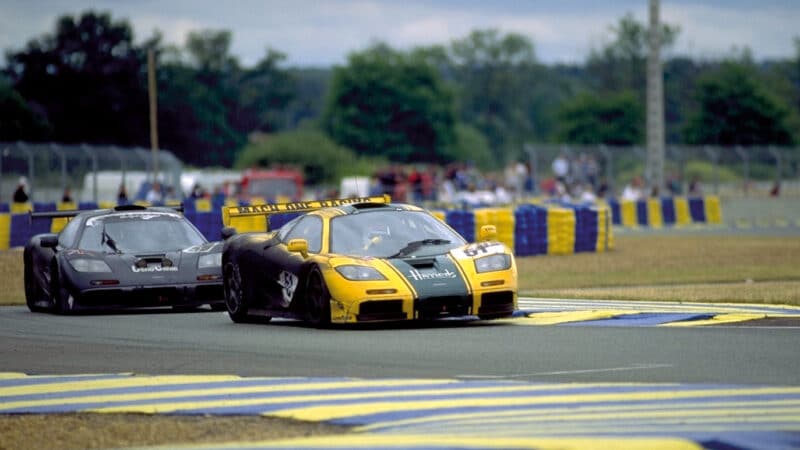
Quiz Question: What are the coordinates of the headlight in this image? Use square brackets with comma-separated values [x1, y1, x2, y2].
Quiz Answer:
[335, 265, 387, 281]
[474, 254, 511, 273]
[198, 253, 222, 269]
[69, 259, 112, 273]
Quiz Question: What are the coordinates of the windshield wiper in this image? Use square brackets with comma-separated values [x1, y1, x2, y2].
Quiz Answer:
[388, 239, 451, 258]
[101, 226, 120, 253]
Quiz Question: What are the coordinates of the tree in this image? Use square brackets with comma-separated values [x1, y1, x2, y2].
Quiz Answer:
[322, 43, 455, 164]
[555, 91, 644, 145]
[4, 11, 149, 146]
[437, 30, 542, 161]
[232, 49, 295, 134]
[683, 63, 794, 146]
[0, 77, 50, 140]
[587, 13, 679, 94]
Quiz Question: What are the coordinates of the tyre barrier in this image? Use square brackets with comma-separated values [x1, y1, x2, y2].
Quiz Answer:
[608, 195, 722, 228]
[1, 199, 616, 257]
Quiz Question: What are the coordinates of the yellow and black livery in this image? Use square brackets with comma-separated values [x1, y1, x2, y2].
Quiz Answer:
[221, 195, 517, 326]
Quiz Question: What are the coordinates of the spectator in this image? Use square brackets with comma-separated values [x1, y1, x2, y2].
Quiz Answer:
[578, 183, 597, 203]
[117, 184, 129, 204]
[551, 152, 569, 185]
[61, 186, 73, 203]
[13, 177, 29, 203]
[688, 176, 703, 197]
[770, 181, 781, 197]
[621, 176, 644, 201]
[146, 181, 163, 204]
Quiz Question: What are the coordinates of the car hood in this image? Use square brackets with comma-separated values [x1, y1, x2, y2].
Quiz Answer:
[387, 255, 469, 299]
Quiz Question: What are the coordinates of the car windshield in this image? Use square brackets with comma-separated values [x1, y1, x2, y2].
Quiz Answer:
[78, 214, 206, 254]
[329, 209, 465, 258]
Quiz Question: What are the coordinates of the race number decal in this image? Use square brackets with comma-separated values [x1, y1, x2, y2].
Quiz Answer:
[453, 242, 505, 259]
[278, 271, 298, 307]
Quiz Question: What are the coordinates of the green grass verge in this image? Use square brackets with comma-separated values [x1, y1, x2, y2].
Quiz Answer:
[2, 234, 799, 306]
[518, 235, 800, 305]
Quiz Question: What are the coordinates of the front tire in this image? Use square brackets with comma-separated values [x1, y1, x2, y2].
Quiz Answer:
[305, 267, 331, 327]
[24, 261, 49, 313]
[51, 263, 75, 315]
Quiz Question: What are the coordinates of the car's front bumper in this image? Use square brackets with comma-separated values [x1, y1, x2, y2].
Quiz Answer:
[67, 282, 224, 310]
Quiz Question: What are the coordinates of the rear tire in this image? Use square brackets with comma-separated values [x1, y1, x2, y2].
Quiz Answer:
[224, 262, 267, 323]
[305, 267, 331, 328]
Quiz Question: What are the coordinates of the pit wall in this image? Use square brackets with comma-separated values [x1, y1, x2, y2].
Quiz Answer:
[0, 196, 722, 255]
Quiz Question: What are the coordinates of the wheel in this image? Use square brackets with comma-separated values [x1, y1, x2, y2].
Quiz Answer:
[24, 262, 49, 313]
[51, 263, 76, 314]
[224, 262, 264, 323]
[304, 267, 331, 327]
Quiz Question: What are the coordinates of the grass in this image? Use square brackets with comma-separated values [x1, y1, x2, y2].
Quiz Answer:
[2, 234, 799, 306]
[517, 235, 800, 305]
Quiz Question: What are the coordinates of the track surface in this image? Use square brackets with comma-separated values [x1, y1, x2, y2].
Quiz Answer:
[1, 300, 798, 384]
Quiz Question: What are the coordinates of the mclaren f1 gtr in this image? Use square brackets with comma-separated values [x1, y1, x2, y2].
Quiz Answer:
[24, 204, 224, 313]
[221, 195, 517, 326]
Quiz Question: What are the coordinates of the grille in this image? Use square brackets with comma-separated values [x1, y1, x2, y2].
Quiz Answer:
[478, 291, 515, 317]
[357, 300, 406, 321]
[416, 295, 471, 318]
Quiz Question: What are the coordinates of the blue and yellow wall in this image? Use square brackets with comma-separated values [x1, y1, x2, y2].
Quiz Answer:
[0, 196, 722, 255]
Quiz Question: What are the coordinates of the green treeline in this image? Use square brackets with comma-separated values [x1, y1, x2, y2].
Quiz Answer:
[1, 11, 799, 185]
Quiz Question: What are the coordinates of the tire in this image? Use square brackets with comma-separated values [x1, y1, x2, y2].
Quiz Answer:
[51, 263, 75, 315]
[24, 258, 49, 313]
[304, 267, 331, 327]
[224, 262, 261, 323]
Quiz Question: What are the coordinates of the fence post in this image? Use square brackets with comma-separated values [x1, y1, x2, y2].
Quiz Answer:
[768, 146, 783, 191]
[598, 145, 614, 197]
[81, 144, 98, 203]
[702, 146, 720, 194]
[734, 146, 750, 197]
[52, 143, 68, 196]
[20, 142, 35, 201]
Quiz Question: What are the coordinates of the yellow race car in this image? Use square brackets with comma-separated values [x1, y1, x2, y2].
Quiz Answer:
[221, 195, 517, 326]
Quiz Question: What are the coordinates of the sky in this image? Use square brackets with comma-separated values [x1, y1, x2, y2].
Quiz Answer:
[1, 0, 798, 67]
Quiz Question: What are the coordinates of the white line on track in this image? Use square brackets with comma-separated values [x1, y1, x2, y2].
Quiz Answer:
[457, 363, 674, 379]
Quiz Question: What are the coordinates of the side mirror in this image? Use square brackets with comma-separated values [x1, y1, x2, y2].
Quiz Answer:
[40, 234, 59, 249]
[287, 238, 309, 258]
[479, 225, 497, 242]
[220, 227, 237, 241]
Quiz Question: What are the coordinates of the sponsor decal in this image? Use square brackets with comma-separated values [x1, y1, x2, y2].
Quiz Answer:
[278, 270, 298, 307]
[131, 265, 179, 273]
[230, 195, 389, 216]
[407, 268, 457, 282]
[87, 212, 180, 226]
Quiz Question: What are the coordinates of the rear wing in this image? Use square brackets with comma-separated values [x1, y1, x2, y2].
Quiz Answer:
[29, 204, 184, 223]
[222, 194, 391, 227]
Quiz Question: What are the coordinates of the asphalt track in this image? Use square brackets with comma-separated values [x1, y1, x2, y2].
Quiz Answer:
[1, 298, 799, 448]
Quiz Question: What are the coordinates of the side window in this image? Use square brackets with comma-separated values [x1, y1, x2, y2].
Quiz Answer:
[282, 216, 322, 253]
[58, 218, 82, 247]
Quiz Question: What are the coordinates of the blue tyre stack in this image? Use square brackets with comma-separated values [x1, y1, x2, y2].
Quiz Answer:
[574, 205, 599, 253]
[688, 197, 706, 222]
[513, 204, 547, 256]
[445, 210, 475, 243]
